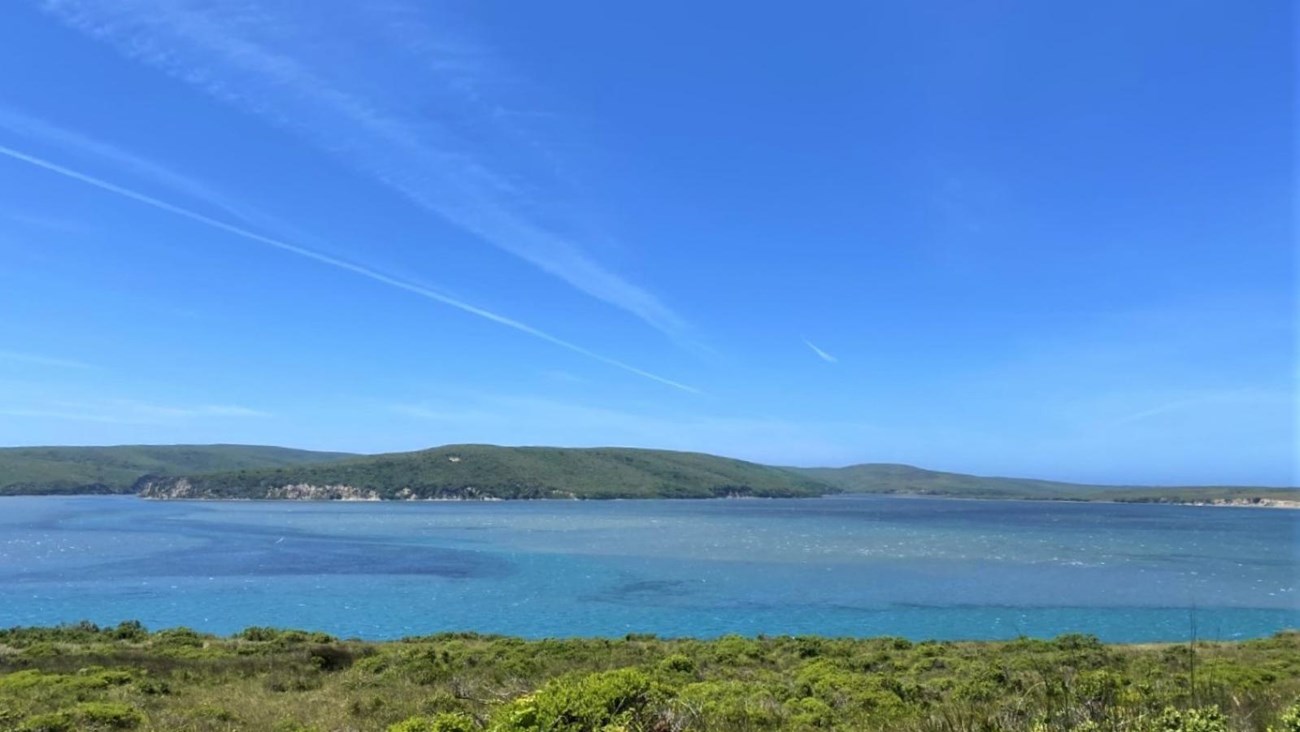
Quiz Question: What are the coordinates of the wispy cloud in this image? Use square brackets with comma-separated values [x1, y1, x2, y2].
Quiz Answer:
[1111, 398, 1203, 426]
[0, 350, 93, 369]
[99, 400, 272, 419]
[1, 210, 92, 235]
[542, 369, 586, 384]
[0, 408, 128, 423]
[0, 143, 698, 393]
[0, 398, 270, 423]
[0, 107, 262, 226]
[36, 0, 688, 338]
[803, 340, 838, 364]
[1109, 389, 1292, 427]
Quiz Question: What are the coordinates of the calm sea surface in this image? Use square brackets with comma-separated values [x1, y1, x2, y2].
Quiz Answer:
[0, 495, 1295, 642]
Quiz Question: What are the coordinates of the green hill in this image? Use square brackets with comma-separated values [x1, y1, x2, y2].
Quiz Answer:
[6, 443, 1293, 502]
[0, 444, 355, 495]
[786, 463, 1110, 499]
[135, 444, 834, 500]
[786, 463, 1295, 503]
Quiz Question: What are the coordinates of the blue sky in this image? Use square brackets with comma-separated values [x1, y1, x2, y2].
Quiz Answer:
[0, 1, 1293, 485]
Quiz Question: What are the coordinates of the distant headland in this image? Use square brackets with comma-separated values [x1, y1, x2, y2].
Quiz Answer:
[1, 443, 1294, 506]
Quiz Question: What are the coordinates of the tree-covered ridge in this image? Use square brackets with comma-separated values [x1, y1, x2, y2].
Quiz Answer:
[0, 445, 356, 496]
[0, 623, 1297, 731]
[135, 445, 835, 500]
[3, 442, 1295, 502]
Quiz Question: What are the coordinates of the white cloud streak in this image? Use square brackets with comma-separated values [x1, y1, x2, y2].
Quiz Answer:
[0, 350, 93, 369]
[0, 107, 254, 224]
[0, 399, 270, 423]
[803, 340, 838, 364]
[1109, 389, 1292, 427]
[1, 211, 92, 235]
[1111, 398, 1203, 426]
[0, 107, 325, 244]
[36, 0, 688, 338]
[0, 143, 699, 394]
[0, 408, 128, 423]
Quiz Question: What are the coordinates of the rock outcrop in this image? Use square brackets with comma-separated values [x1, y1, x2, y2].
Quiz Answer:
[136, 476, 379, 500]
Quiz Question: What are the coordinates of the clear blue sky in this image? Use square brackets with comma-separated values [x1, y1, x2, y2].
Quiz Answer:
[0, 1, 1293, 485]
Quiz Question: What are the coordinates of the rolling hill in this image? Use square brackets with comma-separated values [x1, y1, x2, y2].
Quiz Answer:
[133, 444, 834, 500]
[3, 443, 1292, 503]
[0, 444, 355, 495]
[786, 463, 1111, 499]
[786, 463, 1296, 504]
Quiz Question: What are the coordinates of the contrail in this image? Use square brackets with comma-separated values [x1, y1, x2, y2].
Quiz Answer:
[0, 143, 699, 394]
[803, 339, 838, 364]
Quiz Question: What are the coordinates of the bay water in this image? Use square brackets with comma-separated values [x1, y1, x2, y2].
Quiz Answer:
[0, 495, 1295, 642]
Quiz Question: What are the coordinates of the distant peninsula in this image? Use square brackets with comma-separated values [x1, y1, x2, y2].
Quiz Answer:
[132, 445, 829, 500]
[0, 443, 1294, 505]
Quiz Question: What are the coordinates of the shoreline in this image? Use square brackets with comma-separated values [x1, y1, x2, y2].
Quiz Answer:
[3, 621, 1298, 645]
[5, 490, 1300, 508]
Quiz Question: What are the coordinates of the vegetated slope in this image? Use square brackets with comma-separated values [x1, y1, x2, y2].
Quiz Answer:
[0, 623, 1297, 731]
[136, 444, 836, 500]
[787, 463, 1111, 499]
[787, 463, 1298, 502]
[0, 445, 356, 496]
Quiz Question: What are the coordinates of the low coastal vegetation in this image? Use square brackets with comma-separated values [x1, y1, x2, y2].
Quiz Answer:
[1, 444, 1294, 505]
[0, 623, 1297, 731]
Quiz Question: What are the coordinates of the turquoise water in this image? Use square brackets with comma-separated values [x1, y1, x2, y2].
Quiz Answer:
[0, 495, 1295, 642]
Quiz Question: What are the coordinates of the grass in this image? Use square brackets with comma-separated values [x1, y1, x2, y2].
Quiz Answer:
[0, 623, 1297, 731]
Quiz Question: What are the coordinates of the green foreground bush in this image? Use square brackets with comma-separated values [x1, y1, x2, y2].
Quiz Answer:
[0, 622, 1297, 731]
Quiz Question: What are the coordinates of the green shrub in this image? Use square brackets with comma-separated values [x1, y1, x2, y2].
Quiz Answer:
[1272, 702, 1300, 732]
[16, 711, 75, 732]
[307, 644, 355, 671]
[793, 660, 908, 719]
[17, 702, 143, 731]
[675, 680, 783, 730]
[79, 668, 134, 688]
[786, 696, 835, 729]
[492, 668, 658, 731]
[238, 626, 283, 642]
[108, 621, 148, 642]
[658, 654, 696, 674]
[154, 627, 206, 648]
[1144, 706, 1229, 732]
[132, 677, 170, 696]
[72, 702, 143, 729]
[2, 625, 1299, 732]
[1056, 634, 1105, 652]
